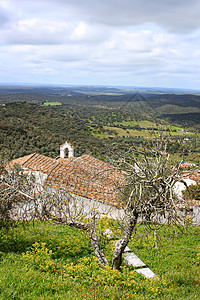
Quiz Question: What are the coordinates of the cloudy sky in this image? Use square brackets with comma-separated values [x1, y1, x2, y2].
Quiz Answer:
[1, 0, 200, 89]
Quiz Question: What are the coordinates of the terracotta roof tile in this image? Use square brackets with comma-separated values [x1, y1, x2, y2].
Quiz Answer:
[9, 153, 200, 209]
[47, 155, 125, 206]
[8, 153, 36, 169]
[21, 153, 59, 173]
[9, 153, 125, 207]
[177, 199, 200, 209]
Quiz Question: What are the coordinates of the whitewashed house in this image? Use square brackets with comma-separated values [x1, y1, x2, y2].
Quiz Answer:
[8, 141, 125, 219]
[8, 141, 200, 224]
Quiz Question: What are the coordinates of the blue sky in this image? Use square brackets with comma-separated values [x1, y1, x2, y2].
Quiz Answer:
[0, 0, 200, 89]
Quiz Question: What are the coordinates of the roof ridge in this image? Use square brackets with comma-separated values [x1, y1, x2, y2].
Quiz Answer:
[21, 152, 37, 166]
[47, 161, 61, 180]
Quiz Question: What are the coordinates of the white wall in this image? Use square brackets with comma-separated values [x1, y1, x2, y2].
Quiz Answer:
[173, 178, 197, 199]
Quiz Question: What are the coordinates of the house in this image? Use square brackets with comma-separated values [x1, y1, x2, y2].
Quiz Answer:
[8, 141, 125, 219]
[8, 141, 200, 223]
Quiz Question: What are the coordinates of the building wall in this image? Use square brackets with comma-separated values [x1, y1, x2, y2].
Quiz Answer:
[9, 170, 200, 225]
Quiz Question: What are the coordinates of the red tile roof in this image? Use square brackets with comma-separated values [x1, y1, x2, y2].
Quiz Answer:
[9, 153, 125, 207]
[9, 154, 199, 208]
[190, 171, 200, 183]
[48, 154, 124, 206]
[9, 153, 59, 173]
[177, 199, 200, 210]
[8, 153, 36, 168]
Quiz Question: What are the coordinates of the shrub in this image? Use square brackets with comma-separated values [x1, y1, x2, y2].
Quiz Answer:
[182, 184, 200, 200]
[22, 242, 59, 274]
[197, 245, 200, 265]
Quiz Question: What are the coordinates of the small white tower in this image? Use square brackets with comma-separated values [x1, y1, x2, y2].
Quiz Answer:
[60, 141, 74, 159]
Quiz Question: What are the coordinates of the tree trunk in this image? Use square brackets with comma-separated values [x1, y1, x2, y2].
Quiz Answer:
[52, 217, 109, 266]
[64, 219, 109, 267]
[111, 213, 138, 269]
[88, 224, 109, 266]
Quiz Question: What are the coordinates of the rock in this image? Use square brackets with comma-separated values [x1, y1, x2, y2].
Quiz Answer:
[123, 252, 146, 268]
[124, 246, 132, 252]
[135, 267, 157, 279]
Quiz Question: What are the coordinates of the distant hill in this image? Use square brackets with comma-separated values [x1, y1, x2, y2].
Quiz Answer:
[147, 93, 200, 108]
[0, 85, 200, 130]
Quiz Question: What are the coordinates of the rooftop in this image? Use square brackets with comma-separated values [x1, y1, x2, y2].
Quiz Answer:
[9, 153, 125, 207]
[8, 154, 200, 208]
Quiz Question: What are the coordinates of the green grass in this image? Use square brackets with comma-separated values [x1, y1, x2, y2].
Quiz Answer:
[119, 120, 155, 127]
[104, 126, 150, 137]
[101, 126, 193, 139]
[0, 220, 199, 299]
[43, 102, 62, 106]
[91, 119, 194, 139]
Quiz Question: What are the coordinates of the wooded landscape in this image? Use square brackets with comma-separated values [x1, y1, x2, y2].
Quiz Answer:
[0, 86, 199, 299]
[0, 86, 199, 161]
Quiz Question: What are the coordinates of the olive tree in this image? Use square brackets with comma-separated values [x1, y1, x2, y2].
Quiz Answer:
[110, 135, 187, 269]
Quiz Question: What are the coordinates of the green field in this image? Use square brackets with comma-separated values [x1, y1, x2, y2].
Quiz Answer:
[0, 220, 199, 299]
[103, 126, 149, 137]
[43, 101, 62, 106]
[91, 120, 194, 139]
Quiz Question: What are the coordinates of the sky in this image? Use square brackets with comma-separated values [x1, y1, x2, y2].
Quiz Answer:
[1, 0, 200, 89]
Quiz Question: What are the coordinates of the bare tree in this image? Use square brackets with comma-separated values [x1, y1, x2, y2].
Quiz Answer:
[1, 135, 196, 269]
[110, 135, 187, 269]
[0, 162, 38, 226]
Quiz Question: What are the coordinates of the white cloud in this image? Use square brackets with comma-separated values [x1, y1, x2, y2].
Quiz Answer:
[12, 0, 199, 33]
[2, 17, 110, 46]
[70, 22, 110, 43]
[70, 0, 200, 33]
[0, 0, 200, 88]
[6, 0, 200, 32]
[3, 19, 72, 45]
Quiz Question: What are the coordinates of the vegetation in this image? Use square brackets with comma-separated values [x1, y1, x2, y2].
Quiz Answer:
[0, 86, 200, 299]
[0, 102, 106, 159]
[0, 220, 199, 299]
[0, 86, 199, 162]
[43, 101, 62, 106]
[0, 100, 198, 162]
[1, 135, 198, 271]
[182, 184, 200, 200]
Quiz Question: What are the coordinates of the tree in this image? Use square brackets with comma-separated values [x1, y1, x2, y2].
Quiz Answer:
[0, 135, 196, 269]
[0, 162, 37, 227]
[110, 135, 188, 269]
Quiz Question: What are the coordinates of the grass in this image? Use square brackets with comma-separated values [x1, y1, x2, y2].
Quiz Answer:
[0, 220, 199, 299]
[43, 102, 62, 106]
[91, 119, 194, 139]
[119, 120, 155, 127]
[101, 127, 193, 139]
[104, 126, 150, 137]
